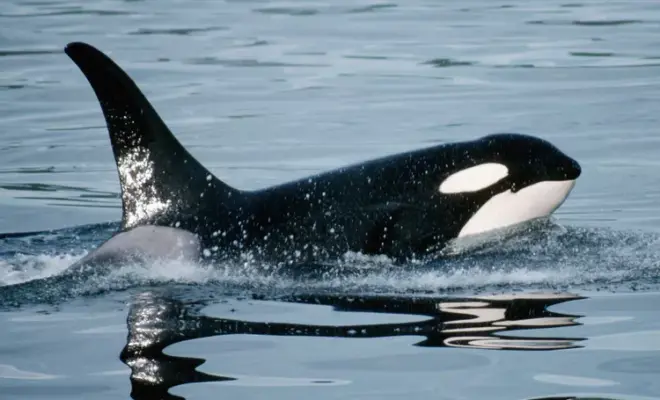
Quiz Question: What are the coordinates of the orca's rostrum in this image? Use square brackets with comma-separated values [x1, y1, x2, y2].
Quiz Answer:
[64, 42, 581, 267]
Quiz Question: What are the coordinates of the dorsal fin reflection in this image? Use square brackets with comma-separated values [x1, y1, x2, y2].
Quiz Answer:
[120, 291, 585, 399]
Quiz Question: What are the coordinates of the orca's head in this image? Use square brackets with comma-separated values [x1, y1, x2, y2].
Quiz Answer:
[436, 133, 581, 238]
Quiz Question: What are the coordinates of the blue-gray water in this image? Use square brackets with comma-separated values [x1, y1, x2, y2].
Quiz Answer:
[1, 0, 660, 399]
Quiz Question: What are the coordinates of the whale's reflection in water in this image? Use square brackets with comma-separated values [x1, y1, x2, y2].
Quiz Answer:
[120, 291, 586, 400]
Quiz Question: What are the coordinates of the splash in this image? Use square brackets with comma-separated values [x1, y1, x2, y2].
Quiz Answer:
[0, 252, 85, 286]
[1, 220, 660, 307]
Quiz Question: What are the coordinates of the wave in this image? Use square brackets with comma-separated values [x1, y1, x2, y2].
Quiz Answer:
[1, 219, 659, 308]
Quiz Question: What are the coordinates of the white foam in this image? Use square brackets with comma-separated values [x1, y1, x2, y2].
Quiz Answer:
[0, 252, 85, 286]
[0, 249, 638, 296]
[0, 222, 658, 297]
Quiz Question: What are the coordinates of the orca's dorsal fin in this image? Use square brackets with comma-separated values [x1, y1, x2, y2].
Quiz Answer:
[64, 42, 243, 230]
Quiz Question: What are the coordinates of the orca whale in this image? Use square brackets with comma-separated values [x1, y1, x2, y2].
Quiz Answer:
[63, 42, 581, 267]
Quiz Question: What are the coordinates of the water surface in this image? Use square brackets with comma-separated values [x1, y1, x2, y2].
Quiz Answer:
[1, 0, 660, 399]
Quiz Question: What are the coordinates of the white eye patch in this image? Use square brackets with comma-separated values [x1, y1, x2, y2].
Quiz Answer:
[439, 163, 509, 194]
